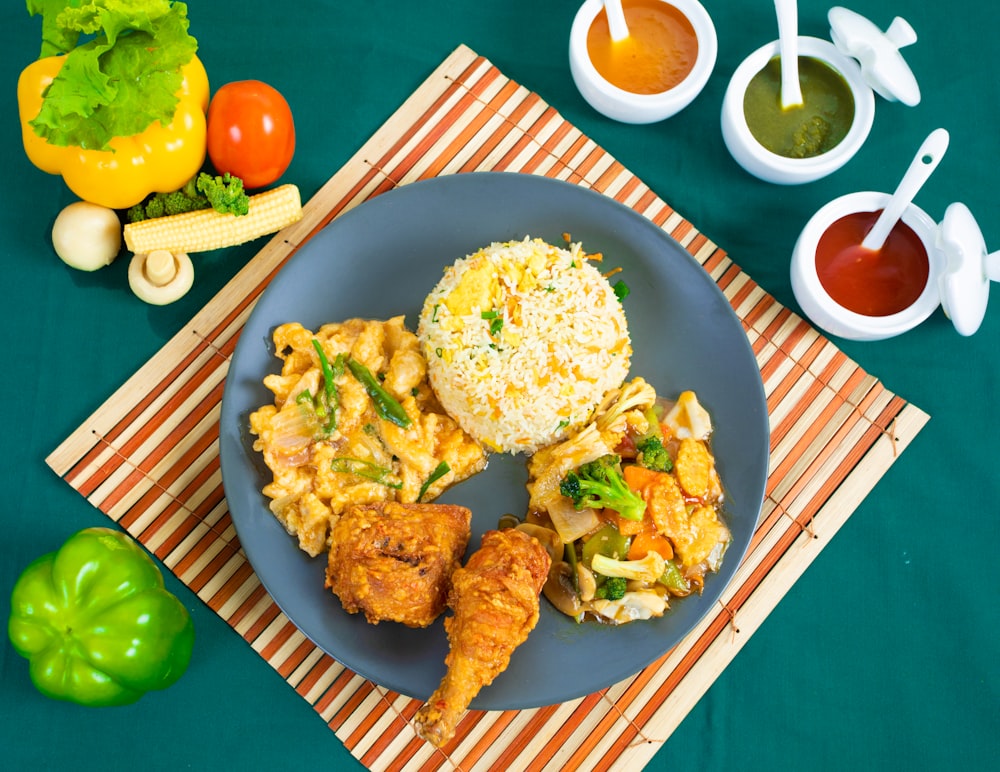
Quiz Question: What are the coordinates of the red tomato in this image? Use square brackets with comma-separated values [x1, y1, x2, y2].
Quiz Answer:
[206, 80, 295, 189]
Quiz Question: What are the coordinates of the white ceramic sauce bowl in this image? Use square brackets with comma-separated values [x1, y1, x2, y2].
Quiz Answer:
[721, 37, 875, 184]
[569, 0, 717, 123]
[790, 191, 943, 340]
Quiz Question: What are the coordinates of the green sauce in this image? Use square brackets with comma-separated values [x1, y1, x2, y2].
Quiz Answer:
[743, 56, 855, 158]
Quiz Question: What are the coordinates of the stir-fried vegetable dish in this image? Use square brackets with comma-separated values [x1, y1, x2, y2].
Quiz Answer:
[520, 380, 731, 625]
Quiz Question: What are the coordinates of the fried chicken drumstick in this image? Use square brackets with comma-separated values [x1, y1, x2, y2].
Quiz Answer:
[414, 528, 551, 747]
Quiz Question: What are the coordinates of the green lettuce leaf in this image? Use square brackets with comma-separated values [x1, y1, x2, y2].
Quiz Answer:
[27, 0, 86, 57]
[26, 0, 198, 151]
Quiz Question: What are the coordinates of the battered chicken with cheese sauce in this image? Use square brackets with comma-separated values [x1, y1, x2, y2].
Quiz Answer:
[249, 317, 487, 556]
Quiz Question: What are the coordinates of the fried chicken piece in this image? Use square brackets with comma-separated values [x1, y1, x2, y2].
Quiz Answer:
[414, 528, 551, 747]
[325, 501, 471, 627]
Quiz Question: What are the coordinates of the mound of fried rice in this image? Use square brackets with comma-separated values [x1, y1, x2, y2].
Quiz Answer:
[417, 237, 631, 454]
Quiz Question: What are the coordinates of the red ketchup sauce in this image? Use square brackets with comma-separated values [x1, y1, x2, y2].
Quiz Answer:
[815, 210, 929, 316]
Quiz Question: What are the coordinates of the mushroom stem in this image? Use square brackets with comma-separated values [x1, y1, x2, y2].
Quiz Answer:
[144, 249, 178, 287]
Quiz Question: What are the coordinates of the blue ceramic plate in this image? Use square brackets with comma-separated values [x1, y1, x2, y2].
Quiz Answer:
[219, 172, 768, 710]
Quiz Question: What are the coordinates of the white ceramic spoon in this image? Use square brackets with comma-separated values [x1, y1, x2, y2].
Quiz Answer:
[861, 128, 950, 251]
[775, 0, 802, 108]
[605, 0, 629, 42]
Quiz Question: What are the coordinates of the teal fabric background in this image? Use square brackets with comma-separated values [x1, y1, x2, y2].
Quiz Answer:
[1, 1, 997, 768]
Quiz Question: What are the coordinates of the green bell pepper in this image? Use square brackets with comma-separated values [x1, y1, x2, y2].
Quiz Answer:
[7, 527, 195, 707]
[581, 523, 631, 565]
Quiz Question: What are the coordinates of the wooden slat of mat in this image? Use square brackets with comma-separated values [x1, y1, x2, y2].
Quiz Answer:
[46, 44, 929, 772]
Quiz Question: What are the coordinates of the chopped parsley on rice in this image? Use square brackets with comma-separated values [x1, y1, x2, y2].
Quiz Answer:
[417, 237, 631, 454]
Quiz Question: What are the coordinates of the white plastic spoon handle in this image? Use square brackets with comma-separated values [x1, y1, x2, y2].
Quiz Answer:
[775, 0, 802, 108]
[861, 128, 950, 252]
[605, 0, 629, 42]
[985, 251, 1000, 282]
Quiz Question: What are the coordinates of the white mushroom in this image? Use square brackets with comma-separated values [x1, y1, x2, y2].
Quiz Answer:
[51, 201, 122, 271]
[128, 250, 194, 305]
[515, 522, 564, 565]
[542, 561, 584, 619]
[576, 563, 597, 602]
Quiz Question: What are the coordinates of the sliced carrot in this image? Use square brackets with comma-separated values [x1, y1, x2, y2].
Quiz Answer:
[623, 463, 662, 491]
[599, 507, 645, 536]
[628, 529, 674, 561]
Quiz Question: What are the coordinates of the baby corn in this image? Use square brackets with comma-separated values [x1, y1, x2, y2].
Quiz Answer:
[124, 184, 303, 254]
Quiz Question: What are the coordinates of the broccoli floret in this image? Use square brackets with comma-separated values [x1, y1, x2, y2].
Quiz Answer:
[197, 172, 249, 215]
[591, 551, 666, 583]
[180, 176, 201, 199]
[144, 196, 165, 219]
[594, 576, 627, 601]
[163, 189, 206, 216]
[636, 435, 672, 472]
[124, 173, 249, 224]
[126, 202, 147, 223]
[559, 454, 646, 521]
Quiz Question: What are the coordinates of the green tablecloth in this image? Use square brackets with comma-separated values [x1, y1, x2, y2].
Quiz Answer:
[2, 1, 996, 768]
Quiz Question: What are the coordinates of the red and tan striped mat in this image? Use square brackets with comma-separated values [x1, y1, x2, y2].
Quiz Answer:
[47, 45, 928, 771]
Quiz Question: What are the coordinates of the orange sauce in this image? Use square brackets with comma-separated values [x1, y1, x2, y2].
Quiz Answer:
[815, 211, 929, 317]
[586, 0, 699, 94]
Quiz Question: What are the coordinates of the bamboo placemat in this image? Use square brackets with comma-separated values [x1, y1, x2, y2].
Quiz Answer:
[47, 45, 928, 771]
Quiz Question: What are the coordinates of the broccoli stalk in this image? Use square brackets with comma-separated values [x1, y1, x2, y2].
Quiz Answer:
[559, 454, 646, 521]
[635, 435, 672, 472]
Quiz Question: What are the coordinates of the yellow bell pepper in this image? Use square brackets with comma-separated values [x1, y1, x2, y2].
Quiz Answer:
[17, 54, 209, 211]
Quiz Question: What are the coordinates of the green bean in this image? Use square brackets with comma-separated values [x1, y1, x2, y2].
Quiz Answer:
[330, 457, 402, 489]
[310, 339, 342, 435]
[346, 358, 411, 428]
[417, 461, 450, 502]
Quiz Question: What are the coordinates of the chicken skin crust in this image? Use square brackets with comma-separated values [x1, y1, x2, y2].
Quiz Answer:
[414, 528, 551, 747]
[325, 501, 472, 628]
